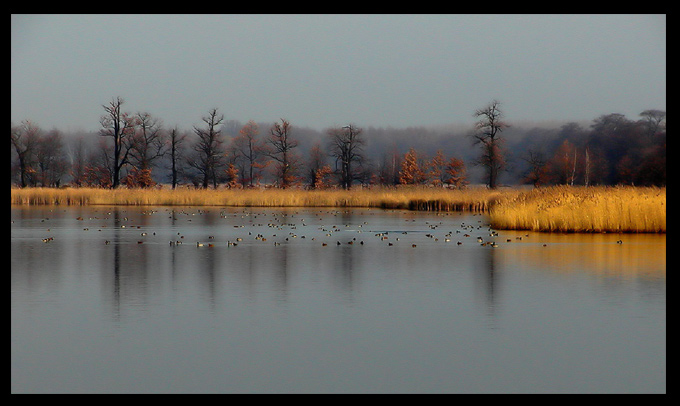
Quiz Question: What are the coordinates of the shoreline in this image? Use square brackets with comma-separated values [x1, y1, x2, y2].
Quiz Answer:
[10, 185, 666, 233]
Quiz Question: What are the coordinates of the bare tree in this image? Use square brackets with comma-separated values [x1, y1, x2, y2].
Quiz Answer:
[265, 118, 298, 188]
[231, 120, 266, 187]
[167, 127, 188, 189]
[521, 148, 548, 187]
[471, 100, 508, 189]
[187, 108, 225, 189]
[305, 142, 331, 189]
[129, 112, 166, 171]
[35, 128, 68, 187]
[122, 112, 167, 187]
[99, 97, 135, 188]
[68, 136, 88, 187]
[639, 109, 666, 139]
[327, 124, 365, 190]
[11, 120, 41, 187]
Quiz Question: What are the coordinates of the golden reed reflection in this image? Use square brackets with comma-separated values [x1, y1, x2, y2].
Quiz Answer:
[494, 233, 666, 278]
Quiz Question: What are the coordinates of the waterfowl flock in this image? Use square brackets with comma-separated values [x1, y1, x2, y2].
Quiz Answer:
[27, 207, 627, 250]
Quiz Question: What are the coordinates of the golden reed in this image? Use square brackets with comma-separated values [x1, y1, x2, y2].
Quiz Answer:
[11, 185, 665, 233]
[9, 186, 502, 211]
[488, 185, 666, 233]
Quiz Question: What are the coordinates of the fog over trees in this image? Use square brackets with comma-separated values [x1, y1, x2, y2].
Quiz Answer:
[11, 98, 666, 189]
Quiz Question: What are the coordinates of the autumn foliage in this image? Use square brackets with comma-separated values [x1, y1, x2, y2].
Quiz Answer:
[398, 148, 467, 188]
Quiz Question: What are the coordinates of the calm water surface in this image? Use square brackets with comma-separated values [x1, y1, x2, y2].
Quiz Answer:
[11, 206, 665, 393]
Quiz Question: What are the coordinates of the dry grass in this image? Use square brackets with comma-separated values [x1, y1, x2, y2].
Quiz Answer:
[9, 185, 503, 211]
[11, 185, 666, 233]
[488, 185, 666, 233]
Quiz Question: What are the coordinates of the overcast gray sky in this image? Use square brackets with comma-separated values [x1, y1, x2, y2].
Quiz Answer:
[11, 14, 666, 132]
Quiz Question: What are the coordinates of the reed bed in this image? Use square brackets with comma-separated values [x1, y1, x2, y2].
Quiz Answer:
[11, 185, 666, 233]
[488, 185, 666, 233]
[10, 186, 503, 212]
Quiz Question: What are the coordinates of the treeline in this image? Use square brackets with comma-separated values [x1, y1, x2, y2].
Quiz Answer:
[510, 110, 666, 187]
[11, 97, 665, 189]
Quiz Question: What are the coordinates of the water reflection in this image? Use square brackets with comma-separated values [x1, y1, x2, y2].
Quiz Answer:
[11, 206, 666, 393]
[11, 206, 666, 319]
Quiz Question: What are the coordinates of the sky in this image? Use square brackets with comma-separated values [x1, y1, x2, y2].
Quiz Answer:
[11, 14, 666, 133]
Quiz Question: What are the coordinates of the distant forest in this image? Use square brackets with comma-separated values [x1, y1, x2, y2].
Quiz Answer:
[11, 98, 666, 189]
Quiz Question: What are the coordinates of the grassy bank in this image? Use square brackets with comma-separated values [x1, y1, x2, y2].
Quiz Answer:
[11, 185, 666, 233]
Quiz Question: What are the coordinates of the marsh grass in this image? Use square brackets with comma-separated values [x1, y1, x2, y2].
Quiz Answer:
[10, 186, 502, 211]
[11, 185, 666, 232]
[488, 185, 666, 233]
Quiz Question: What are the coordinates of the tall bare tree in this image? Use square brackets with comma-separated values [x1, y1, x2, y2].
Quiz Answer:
[265, 118, 298, 188]
[167, 127, 187, 189]
[188, 108, 225, 189]
[327, 124, 365, 190]
[99, 97, 135, 188]
[471, 100, 508, 189]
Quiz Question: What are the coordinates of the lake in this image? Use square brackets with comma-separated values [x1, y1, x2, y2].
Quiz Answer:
[11, 205, 666, 393]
